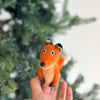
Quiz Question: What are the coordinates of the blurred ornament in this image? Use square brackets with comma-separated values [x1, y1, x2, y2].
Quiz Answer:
[0, 26, 5, 34]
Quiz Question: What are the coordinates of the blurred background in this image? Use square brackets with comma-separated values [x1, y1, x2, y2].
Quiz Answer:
[0, 0, 100, 100]
[54, 0, 100, 98]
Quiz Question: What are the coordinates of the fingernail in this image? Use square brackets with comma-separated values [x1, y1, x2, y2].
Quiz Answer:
[67, 87, 72, 96]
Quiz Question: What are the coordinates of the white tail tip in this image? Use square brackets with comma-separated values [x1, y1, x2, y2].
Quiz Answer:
[64, 56, 71, 65]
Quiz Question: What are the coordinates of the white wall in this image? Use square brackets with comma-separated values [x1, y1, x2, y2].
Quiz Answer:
[54, 0, 100, 98]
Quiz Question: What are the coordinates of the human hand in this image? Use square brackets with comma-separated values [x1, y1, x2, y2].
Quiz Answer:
[30, 76, 73, 100]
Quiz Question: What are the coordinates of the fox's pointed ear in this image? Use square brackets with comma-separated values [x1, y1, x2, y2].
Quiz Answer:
[55, 43, 63, 52]
[45, 39, 53, 45]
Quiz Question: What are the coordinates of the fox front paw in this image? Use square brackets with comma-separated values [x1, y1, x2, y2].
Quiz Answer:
[41, 78, 45, 84]
[49, 82, 57, 87]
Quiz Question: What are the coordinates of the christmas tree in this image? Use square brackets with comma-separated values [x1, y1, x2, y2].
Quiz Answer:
[0, 0, 99, 100]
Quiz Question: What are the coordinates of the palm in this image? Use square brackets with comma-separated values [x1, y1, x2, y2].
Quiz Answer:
[34, 92, 55, 100]
[30, 77, 73, 100]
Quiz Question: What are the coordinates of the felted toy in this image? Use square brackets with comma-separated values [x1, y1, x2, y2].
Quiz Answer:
[37, 39, 71, 88]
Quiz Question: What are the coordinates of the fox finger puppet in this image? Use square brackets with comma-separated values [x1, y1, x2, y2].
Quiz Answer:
[37, 39, 71, 88]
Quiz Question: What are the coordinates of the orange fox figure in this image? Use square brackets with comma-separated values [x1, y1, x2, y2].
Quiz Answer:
[37, 39, 71, 88]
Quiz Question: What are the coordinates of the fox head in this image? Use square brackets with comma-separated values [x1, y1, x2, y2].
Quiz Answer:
[40, 39, 63, 69]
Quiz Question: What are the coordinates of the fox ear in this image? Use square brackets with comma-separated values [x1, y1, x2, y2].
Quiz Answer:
[55, 43, 63, 52]
[45, 39, 53, 45]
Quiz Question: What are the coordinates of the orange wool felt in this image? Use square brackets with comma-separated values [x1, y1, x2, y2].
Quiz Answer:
[37, 39, 71, 88]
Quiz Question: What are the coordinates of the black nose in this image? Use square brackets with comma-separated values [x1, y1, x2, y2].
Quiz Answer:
[40, 62, 45, 67]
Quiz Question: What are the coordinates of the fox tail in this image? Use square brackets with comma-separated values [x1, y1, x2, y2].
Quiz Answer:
[58, 56, 71, 70]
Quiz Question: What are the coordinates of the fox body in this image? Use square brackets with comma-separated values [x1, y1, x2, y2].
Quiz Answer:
[37, 39, 71, 88]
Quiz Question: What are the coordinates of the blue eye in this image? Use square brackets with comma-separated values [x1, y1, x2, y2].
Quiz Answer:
[51, 50, 55, 55]
[43, 49, 47, 54]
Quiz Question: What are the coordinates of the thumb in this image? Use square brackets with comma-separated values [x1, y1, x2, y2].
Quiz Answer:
[30, 76, 42, 96]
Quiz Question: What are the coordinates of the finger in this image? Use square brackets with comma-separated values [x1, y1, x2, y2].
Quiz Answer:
[30, 76, 42, 95]
[66, 87, 73, 100]
[42, 87, 51, 95]
[58, 81, 67, 100]
[50, 84, 59, 98]
[50, 75, 60, 97]
[42, 75, 61, 95]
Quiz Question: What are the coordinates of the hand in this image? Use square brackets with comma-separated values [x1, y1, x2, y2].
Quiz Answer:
[30, 76, 73, 100]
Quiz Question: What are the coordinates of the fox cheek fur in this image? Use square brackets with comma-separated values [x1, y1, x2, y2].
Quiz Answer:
[37, 39, 71, 88]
